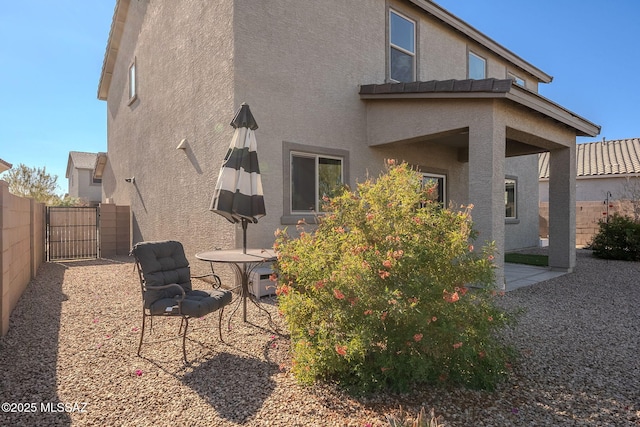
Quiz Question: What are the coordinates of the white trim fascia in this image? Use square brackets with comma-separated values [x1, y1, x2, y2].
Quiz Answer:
[98, 0, 131, 100]
[506, 85, 600, 137]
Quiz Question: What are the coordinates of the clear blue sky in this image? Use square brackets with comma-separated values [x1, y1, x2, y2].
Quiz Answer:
[1, 1, 115, 194]
[1, 1, 638, 195]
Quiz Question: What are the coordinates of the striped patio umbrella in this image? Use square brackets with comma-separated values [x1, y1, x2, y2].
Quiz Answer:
[210, 103, 266, 253]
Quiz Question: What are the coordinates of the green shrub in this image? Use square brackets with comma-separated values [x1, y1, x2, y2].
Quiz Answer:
[591, 213, 640, 261]
[274, 161, 516, 393]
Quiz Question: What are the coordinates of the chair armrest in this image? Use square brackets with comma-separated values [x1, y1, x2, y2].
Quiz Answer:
[190, 273, 223, 289]
[143, 283, 186, 302]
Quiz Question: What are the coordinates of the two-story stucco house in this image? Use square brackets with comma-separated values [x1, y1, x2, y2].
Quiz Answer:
[66, 151, 103, 205]
[97, 0, 599, 283]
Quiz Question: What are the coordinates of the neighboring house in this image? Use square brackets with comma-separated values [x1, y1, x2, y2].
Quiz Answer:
[0, 158, 11, 175]
[540, 138, 640, 202]
[97, 0, 599, 283]
[66, 151, 103, 205]
[539, 138, 640, 246]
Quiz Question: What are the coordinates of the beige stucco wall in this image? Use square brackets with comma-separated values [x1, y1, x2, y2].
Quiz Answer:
[69, 168, 102, 203]
[102, 0, 237, 274]
[233, 0, 383, 248]
[540, 175, 636, 203]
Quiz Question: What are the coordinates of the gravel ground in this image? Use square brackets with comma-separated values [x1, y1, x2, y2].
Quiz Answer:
[0, 250, 638, 426]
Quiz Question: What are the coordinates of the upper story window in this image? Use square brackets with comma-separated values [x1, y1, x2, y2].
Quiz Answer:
[468, 51, 486, 80]
[128, 59, 137, 103]
[508, 72, 525, 87]
[389, 10, 416, 82]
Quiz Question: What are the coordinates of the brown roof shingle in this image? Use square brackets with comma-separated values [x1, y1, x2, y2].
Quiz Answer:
[359, 78, 513, 95]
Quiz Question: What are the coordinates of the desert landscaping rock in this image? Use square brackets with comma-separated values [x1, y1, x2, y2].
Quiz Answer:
[0, 250, 638, 426]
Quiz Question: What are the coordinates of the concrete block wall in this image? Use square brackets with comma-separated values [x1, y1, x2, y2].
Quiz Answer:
[540, 200, 635, 247]
[0, 180, 45, 336]
[0, 190, 129, 337]
[99, 203, 131, 257]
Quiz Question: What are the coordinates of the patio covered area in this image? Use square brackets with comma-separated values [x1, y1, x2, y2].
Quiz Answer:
[360, 79, 600, 286]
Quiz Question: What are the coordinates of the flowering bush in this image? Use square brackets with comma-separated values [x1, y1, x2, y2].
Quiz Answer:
[274, 162, 515, 392]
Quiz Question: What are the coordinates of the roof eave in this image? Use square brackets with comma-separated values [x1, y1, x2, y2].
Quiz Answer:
[407, 0, 553, 84]
[360, 91, 507, 101]
[97, 0, 131, 101]
[0, 158, 12, 174]
[65, 153, 74, 179]
[93, 152, 108, 180]
[506, 85, 601, 137]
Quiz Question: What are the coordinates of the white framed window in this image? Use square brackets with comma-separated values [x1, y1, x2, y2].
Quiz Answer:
[468, 51, 486, 80]
[291, 153, 344, 213]
[508, 72, 525, 87]
[422, 173, 446, 205]
[389, 9, 416, 83]
[505, 178, 517, 219]
[128, 59, 137, 103]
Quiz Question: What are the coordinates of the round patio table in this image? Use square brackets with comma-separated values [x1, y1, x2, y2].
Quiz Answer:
[195, 248, 276, 326]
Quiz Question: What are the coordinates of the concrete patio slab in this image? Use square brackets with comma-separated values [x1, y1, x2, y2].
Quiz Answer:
[504, 262, 567, 291]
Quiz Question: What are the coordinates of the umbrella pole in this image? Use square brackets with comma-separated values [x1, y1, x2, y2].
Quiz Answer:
[242, 218, 248, 254]
[241, 218, 248, 320]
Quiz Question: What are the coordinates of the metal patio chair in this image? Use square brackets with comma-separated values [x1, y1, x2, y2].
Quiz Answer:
[131, 240, 233, 362]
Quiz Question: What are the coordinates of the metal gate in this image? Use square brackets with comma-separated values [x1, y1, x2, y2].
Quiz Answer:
[46, 207, 99, 261]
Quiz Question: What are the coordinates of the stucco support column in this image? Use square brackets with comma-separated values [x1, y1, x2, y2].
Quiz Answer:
[548, 146, 576, 272]
[468, 121, 506, 289]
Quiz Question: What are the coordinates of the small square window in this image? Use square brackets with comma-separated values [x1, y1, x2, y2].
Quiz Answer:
[468, 52, 486, 80]
[389, 10, 416, 82]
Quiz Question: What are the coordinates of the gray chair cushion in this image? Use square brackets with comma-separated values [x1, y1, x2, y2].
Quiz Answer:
[149, 289, 233, 318]
[133, 240, 194, 308]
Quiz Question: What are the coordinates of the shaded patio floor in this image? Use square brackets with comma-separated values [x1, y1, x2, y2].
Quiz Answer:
[504, 262, 567, 291]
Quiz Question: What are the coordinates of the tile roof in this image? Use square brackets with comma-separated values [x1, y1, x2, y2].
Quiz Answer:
[539, 138, 640, 179]
[359, 78, 513, 95]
